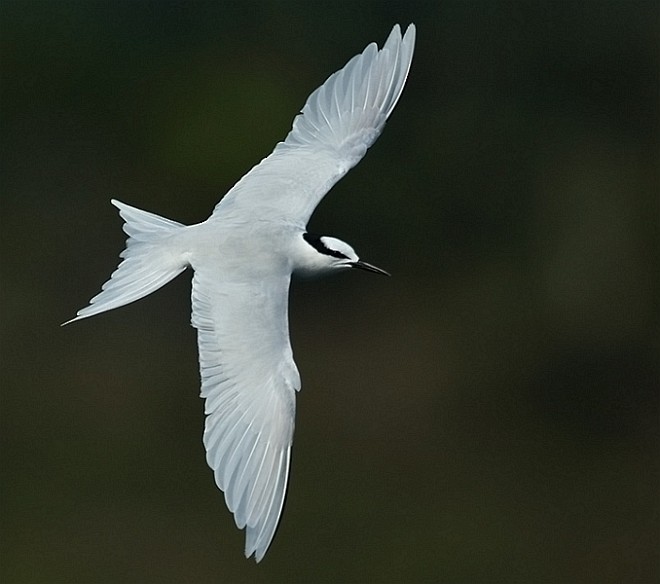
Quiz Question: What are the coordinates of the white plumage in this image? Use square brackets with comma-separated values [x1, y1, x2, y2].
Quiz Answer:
[66, 24, 415, 561]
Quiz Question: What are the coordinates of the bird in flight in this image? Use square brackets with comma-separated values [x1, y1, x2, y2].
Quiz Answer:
[65, 24, 416, 562]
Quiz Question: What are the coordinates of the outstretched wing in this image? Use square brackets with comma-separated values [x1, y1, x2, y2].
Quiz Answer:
[210, 23, 416, 226]
[191, 267, 300, 562]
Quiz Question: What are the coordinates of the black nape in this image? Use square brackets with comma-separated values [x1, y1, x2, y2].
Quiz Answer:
[302, 232, 349, 259]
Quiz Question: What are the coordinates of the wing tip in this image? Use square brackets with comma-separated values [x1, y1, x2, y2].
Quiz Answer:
[388, 22, 416, 45]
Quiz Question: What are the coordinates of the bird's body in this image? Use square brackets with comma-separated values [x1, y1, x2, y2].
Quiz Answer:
[66, 24, 415, 561]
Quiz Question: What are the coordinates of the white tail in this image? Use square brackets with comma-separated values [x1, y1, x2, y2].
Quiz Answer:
[63, 199, 189, 325]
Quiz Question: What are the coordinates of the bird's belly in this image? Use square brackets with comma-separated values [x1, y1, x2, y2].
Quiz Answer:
[184, 221, 294, 278]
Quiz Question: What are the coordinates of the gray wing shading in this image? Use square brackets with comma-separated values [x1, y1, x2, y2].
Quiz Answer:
[191, 267, 300, 561]
[210, 24, 416, 226]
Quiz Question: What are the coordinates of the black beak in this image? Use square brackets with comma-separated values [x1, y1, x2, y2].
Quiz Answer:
[351, 260, 391, 277]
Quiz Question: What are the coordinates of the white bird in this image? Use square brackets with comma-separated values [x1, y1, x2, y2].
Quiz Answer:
[65, 24, 416, 562]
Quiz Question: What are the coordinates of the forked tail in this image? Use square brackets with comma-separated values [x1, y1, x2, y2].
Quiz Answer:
[63, 199, 189, 325]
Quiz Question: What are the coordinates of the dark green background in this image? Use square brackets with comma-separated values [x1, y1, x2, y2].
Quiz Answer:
[2, 2, 658, 582]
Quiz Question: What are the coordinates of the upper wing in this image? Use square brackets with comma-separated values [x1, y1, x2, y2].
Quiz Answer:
[210, 24, 416, 226]
[191, 266, 300, 562]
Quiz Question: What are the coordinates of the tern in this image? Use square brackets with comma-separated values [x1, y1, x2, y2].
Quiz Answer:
[65, 24, 416, 561]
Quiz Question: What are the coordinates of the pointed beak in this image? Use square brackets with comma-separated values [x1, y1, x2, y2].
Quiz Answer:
[351, 260, 391, 277]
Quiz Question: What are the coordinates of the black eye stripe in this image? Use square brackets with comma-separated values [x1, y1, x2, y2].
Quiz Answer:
[303, 233, 349, 259]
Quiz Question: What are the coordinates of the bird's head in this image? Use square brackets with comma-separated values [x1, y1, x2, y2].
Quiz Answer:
[295, 232, 390, 277]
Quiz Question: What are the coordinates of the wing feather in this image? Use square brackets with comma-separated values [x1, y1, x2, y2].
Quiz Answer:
[191, 268, 299, 561]
[210, 24, 415, 226]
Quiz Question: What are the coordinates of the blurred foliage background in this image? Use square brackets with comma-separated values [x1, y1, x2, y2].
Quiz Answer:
[1, 2, 658, 583]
